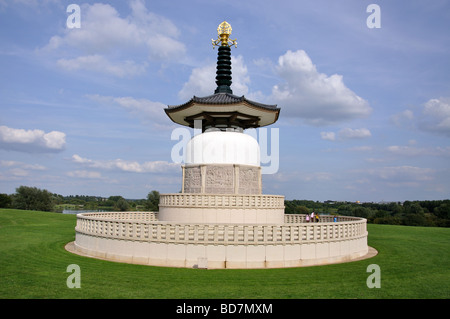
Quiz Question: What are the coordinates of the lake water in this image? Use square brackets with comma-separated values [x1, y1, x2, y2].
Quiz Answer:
[62, 209, 107, 215]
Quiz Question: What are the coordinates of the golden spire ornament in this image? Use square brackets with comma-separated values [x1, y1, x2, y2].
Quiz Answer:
[212, 21, 237, 48]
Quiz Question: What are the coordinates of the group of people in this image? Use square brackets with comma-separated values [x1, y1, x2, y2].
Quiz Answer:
[305, 211, 320, 223]
[304, 212, 340, 223]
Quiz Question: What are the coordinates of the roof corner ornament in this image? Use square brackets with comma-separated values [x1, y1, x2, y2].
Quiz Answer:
[212, 21, 237, 49]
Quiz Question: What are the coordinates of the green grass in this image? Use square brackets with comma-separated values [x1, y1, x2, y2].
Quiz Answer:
[0, 208, 449, 299]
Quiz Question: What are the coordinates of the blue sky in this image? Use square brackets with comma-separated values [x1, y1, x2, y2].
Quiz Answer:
[1, 0, 449, 202]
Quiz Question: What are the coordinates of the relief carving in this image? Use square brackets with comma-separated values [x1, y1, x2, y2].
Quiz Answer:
[239, 166, 261, 194]
[184, 166, 201, 193]
[205, 165, 234, 194]
[184, 164, 261, 194]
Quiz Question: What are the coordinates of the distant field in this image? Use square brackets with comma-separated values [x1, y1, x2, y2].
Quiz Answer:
[0, 208, 449, 299]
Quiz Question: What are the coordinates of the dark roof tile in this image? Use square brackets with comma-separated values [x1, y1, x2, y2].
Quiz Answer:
[167, 93, 279, 111]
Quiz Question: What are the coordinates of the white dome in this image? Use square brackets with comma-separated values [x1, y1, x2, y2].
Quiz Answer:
[185, 131, 260, 166]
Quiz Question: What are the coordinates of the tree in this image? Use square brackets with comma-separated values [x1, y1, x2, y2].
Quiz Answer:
[114, 197, 129, 211]
[296, 205, 310, 214]
[0, 193, 12, 208]
[146, 190, 160, 212]
[13, 186, 54, 212]
[403, 203, 426, 226]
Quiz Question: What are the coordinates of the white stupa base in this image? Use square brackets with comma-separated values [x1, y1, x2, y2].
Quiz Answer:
[70, 212, 371, 269]
[158, 193, 285, 224]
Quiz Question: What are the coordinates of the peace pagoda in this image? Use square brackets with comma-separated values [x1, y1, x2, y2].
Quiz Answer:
[70, 22, 370, 269]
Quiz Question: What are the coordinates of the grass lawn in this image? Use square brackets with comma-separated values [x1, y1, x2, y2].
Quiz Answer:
[0, 208, 449, 299]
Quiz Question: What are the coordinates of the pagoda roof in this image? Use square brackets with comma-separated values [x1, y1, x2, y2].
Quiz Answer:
[165, 93, 280, 129]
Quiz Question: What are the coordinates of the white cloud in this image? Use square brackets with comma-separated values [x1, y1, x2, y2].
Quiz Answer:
[321, 128, 371, 141]
[9, 168, 29, 177]
[67, 170, 102, 179]
[338, 128, 372, 139]
[0, 160, 46, 170]
[269, 170, 333, 183]
[178, 63, 215, 99]
[387, 145, 424, 157]
[320, 131, 336, 141]
[387, 145, 450, 157]
[362, 166, 435, 183]
[0, 159, 47, 182]
[0, 125, 66, 153]
[178, 55, 250, 100]
[348, 146, 372, 152]
[71, 154, 179, 173]
[271, 50, 372, 126]
[86, 94, 169, 126]
[418, 97, 450, 136]
[40, 0, 185, 77]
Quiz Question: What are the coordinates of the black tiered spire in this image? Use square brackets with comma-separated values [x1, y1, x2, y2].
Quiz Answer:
[215, 45, 233, 94]
[164, 21, 280, 131]
[211, 21, 236, 94]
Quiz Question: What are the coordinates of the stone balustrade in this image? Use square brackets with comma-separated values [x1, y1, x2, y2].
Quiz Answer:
[284, 214, 360, 223]
[80, 211, 159, 221]
[159, 193, 285, 209]
[75, 212, 367, 245]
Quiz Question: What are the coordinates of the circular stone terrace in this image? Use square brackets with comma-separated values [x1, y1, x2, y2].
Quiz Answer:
[67, 210, 376, 269]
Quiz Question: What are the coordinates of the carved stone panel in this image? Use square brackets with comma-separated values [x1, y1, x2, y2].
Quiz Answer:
[184, 166, 201, 193]
[239, 166, 261, 194]
[183, 164, 262, 195]
[205, 165, 234, 194]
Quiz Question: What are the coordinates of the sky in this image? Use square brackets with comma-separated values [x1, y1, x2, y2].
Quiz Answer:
[0, 0, 449, 202]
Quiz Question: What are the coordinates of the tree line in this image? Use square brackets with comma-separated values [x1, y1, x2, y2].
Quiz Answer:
[285, 199, 450, 227]
[1, 186, 449, 227]
[0, 186, 160, 213]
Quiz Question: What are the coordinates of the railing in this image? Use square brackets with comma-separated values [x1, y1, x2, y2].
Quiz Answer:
[75, 212, 367, 245]
[284, 214, 360, 223]
[159, 193, 285, 209]
[79, 211, 159, 221]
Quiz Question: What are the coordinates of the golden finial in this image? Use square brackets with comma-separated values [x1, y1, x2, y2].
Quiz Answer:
[212, 21, 237, 48]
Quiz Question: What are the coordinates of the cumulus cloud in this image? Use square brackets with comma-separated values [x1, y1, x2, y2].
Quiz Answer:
[71, 154, 179, 173]
[271, 50, 372, 126]
[40, 0, 185, 77]
[320, 131, 336, 141]
[86, 94, 169, 126]
[0, 125, 66, 153]
[418, 97, 450, 137]
[178, 55, 250, 100]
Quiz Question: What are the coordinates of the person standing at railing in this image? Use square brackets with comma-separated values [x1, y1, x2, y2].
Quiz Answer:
[315, 213, 320, 223]
[311, 211, 315, 223]
[305, 213, 310, 223]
